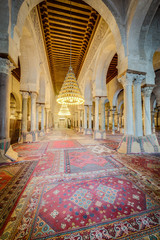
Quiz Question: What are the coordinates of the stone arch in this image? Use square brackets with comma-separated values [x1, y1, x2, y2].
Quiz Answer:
[10, 92, 21, 112]
[84, 71, 93, 105]
[118, 100, 124, 114]
[127, 0, 160, 75]
[20, 22, 40, 93]
[112, 88, 123, 107]
[37, 72, 46, 104]
[93, 32, 116, 97]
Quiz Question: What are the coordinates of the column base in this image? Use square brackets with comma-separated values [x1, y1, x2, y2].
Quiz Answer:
[83, 128, 92, 135]
[79, 127, 84, 133]
[117, 134, 160, 154]
[39, 130, 45, 137]
[93, 130, 106, 139]
[0, 138, 18, 162]
[21, 131, 38, 143]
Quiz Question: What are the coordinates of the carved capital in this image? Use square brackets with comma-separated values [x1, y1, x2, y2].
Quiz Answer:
[118, 72, 134, 87]
[21, 91, 29, 99]
[133, 74, 145, 85]
[0, 57, 15, 74]
[30, 92, 38, 99]
[142, 86, 154, 98]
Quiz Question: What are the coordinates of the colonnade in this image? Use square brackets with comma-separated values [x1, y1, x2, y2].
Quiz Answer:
[21, 91, 52, 141]
[72, 72, 156, 143]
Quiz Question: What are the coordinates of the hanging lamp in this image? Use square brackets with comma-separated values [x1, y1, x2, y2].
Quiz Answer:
[56, 1, 84, 105]
[58, 104, 71, 116]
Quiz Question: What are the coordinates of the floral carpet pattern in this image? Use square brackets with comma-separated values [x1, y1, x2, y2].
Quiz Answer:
[0, 129, 160, 240]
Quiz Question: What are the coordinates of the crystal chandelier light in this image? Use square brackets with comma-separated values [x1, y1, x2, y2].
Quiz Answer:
[58, 104, 71, 116]
[56, 1, 84, 105]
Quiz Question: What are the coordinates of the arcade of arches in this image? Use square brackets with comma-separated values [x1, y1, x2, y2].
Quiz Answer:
[0, 0, 160, 238]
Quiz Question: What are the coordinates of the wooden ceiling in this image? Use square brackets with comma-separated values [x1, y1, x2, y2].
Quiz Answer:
[106, 53, 118, 83]
[38, 0, 100, 94]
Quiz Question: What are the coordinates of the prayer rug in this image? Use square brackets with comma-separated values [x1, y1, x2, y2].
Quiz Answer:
[13, 142, 48, 156]
[86, 144, 115, 155]
[65, 149, 123, 173]
[2, 175, 160, 240]
[100, 139, 121, 150]
[112, 154, 160, 178]
[33, 151, 64, 176]
[47, 140, 82, 150]
[0, 161, 37, 230]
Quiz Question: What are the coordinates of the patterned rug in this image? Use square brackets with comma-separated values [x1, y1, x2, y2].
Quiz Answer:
[2, 174, 160, 240]
[65, 149, 123, 173]
[100, 140, 121, 150]
[47, 140, 82, 150]
[1, 129, 160, 240]
[0, 161, 37, 231]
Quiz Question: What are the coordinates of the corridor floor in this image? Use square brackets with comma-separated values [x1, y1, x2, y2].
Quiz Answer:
[0, 129, 160, 239]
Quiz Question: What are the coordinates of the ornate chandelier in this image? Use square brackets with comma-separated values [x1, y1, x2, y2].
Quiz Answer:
[58, 104, 71, 116]
[56, 1, 84, 105]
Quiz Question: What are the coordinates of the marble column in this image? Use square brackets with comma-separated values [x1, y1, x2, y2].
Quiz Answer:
[30, 92, 37, 132]
[21, 92, 29, 133]
[133, 75, 144, 137]
[151, 110, 155, 133]
[117, 112, 120, 131]
[41, 104, 45, 131]
[84, 105, 88, 130]
[100, 97, 106, 131]
[112, 107, 116, 134]
[36, 103, 39, 131]
[81, 110, 84, 128]
[88, 105, 92, 129]
[0, 58, 13, 146]
[46, 108, 49, 130]
[78, 110, 81, 129]
[142, 86, 154, 135]
[95, 97, 99, 131]
[118, 73, 134, 135]
[107, 109, 110, 131]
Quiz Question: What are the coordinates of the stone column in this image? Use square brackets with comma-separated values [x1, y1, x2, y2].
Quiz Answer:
[30, 92, 37, 132]
[41, 104, 45, 131]
[0, 58, 13, 149]
[88, 105, 92, 129]
[117, 112, 120, 131]
[100, 97, 106, 131]
[95, 97, 99, 131]
[142, 86, 154, 135]
[133, 75, 144, 137]
[36, 103, 39, 131]
[107, 109, 110, 131]
[78, 110, 81, 129]
[81, 110, 84, 128]
[112, 106, 116, 134]
[46, 108, 49, 130]
[118, 73, 134, 135]
[84, 105, 88, 130]
[151, 110, 155, 133]
[21, 92, 29, 133]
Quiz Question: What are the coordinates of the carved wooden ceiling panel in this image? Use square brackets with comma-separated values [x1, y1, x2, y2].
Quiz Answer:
[38, 0, 100, 94]
[106, 53, 118, 84]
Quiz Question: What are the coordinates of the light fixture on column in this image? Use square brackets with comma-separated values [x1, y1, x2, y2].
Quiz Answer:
[58, 104, 71, 116]
[56, 1, 84, 105]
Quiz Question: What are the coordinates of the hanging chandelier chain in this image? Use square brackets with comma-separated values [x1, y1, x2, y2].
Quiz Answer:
[70, 0, 72, 67]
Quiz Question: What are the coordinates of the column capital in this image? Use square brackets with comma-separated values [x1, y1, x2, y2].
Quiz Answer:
[142, 85, 154, 97]
[118, 72, 134, 87]
[0, 57, 15, 74]
[133, 74, 145, 85]
[21, 91, 29, 99]
[30, 92, 38, 99]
